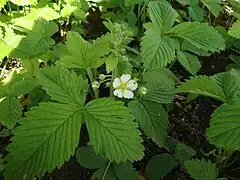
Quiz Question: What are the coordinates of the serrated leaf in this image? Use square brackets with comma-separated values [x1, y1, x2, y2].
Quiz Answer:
[75, 146, 108, 169]
[177, 75, 226, 102]
[185, 159, 218, 180]
[106, 53, 118, 73]
[201, 0, 221, 17]
[143, 71, 175, 103]
[36, 64, 88, 105]
[4, 102, 83, 180]
[146, 153, 178, 180]
[128, 100, 168, 146]
[116, 60, 133, 75]
[181, 40, 210, 56]
[60, 31, 109, 69]
[206, 100, 240, 150]
[12, 19, 58, 59]
[169, 22, 225, 53]
[84, 98, 144, 163]
[229, 21, 240, 39]
[112, 162, 139, 180]
[174, 143, 196, 162]
[148, 1, 178, 33]
[0, 97, 22, 129]
[177, 51, 201, 74]
[0, 0, 7, 9]
[188, 4, 204, 22]
[141, 25, 175, 69]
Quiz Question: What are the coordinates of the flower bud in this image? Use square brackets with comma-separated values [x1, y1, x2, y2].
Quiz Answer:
[92, 81, 100, 90]
[99, 74, 105, 81]
[139, 86, 147, 95]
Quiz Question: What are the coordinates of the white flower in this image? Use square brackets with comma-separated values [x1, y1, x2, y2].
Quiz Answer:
[113, 74, 138, 99]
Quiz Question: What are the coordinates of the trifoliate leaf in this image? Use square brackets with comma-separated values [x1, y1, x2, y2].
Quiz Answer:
[84, 98, 144, 163]
[36, 64, 88, 105]
[148, 1, 178, 33]
[177, 75, 226, 102]
[200, 0, 221, 17]
[169, 22, 225, 53]
[206, 100, 240, 150]
[185, 159, 218, 180]
[229, 21, 240, 39]
[76, 146, 107, 169]
[188, 4, 204, 22]
[0, 97, 22, 129]
[177, 69, 240, 102]
[128, 100, 168, 147]
[177, 51, 201, 74]
[10, 0, 37, 6]
[141, 24, 175, 69]
[4, 102, 83, 180]
[12, 19, 58, 59]
[143, 71, 175, 104]
[146, 153, 178, 180]
[174, 143, 196, 162]
[60, 31, 109, 70]
[112, 162, 139, 180]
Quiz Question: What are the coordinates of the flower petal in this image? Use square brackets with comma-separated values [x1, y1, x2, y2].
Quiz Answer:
[127, 80, 138, 91]
[113, 89, 123, 98]
[113, 78, 121, 88]
[120, 74, 131, 83]
[123, 90, 134, 99]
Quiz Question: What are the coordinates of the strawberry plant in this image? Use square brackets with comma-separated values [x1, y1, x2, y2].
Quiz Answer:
[0, 0, 240, 179]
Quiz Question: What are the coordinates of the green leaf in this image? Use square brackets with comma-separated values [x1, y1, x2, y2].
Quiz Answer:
[146, 153, 178, 180]
[229, 21, 240, 39]
[181, 40, 210, 56]
[188, 4, 204, 22]
[106, 53, 118, 73]
[4, 102, 83, 180]
[174, 143, 196, 162]
[143, 71, 175, 104]
[169, 22, 225, 53]
[60, 31, 109, 70]
[200, 0, 221, 17]
[125, 0, 142, 6]
[84, 98, 144, 163]
[36, 64, 88, 105]
[141, 25, 175, 69]
[148, 1, 178, 33]
[12, 19, 58, 59]
[206, 100, 240, 150]
[0, 97, 21, 129]
[10, 0, 36, 6]
[75, 146, 108, 169]
[112, 162, 139, 180]
[185, 159, 218, 180]
[177, 51, 201, 74]
[91, 166, 116, 180]
[128, 100, 168, 146]
[177, 75, 226, 102]
[0, 0, 7, 9]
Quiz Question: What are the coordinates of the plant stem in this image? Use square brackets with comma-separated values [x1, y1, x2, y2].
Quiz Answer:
[87, 69, 99, 99]
[101, 161, 111, 180]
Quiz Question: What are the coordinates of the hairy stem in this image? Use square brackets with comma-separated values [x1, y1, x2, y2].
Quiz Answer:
[101, 161, 111, 180]
[87, 69, 99, 99]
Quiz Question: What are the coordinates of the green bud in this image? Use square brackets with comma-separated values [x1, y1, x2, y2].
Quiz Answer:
[99, 74, 105, 81]
[92, 81, 100, 90]
[139, 86, 147, 95]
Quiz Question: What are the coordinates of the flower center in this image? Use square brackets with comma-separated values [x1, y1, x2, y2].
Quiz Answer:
[119, 82, 128, 90]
